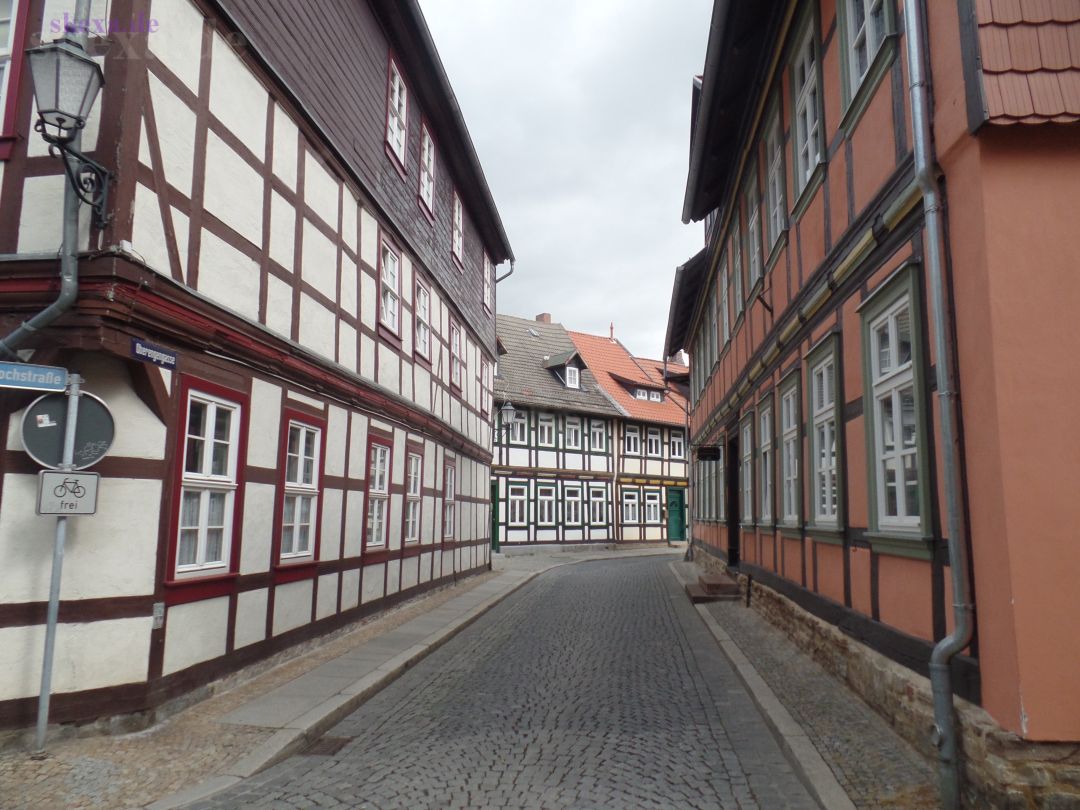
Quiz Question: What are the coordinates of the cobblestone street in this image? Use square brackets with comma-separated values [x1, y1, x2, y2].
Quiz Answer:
[192, 557, 818, 809]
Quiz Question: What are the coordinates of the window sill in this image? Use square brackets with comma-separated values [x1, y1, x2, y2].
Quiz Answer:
[164, 571, 239, 605]
[778, 525, 803, 539]
[384, 142, 408, 181]
[765, 230, 788, 275]
[378, 323, 402, 350]
[417, 197, 435, 225]
[866, 531, 933, 560]
[413, 351, 432, 370]
[274, 560, 317, 583]
[839, 35, 898, 139]
[806, 524, 844, 545]
[791, 162, 825, 223]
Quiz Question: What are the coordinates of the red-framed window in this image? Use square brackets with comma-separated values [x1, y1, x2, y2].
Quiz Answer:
[451, 190, 463, 266]
[443, 459, 456, 539]
[450, 318, 463, 391]
[385, 56, 408, 170]
[363, 437, 393, 551]
[404, 449, 423, 544]
[166, 376, 250, 596]
[378, 234, 401, 339]
[418, 122, 435, 216]
[414, 279, 431, 361]
[0, 0, 32, 160]
[273, 409, 326, 575]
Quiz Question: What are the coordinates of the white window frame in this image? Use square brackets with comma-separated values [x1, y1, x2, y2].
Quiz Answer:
[483, 253, 493, 312]
[731, 215, 744, 317]
[670, 431, 685, 460]
[443, 463, 457, 538]
[765, 110, 786, 247]
[649, 391, 662, 402]
[565, 416, 581, 450]
[715, 445, 727, 521]
[564, 485, 583, 526]
[366, 442, 391, 547]
[741, 417, 754, 525]
[746, 168, 763, 287]
[846, 0, 888, 91]
[414, 281, 431, 359]
[590, 420, 606, 452]
[450, 320, 463, 389]
[646, 428, 662, 458]
[870, 296, 921, 529]
[622, 490, 639, 524]
[508, 483, 528, 527]
[624, 425, 641, 455]
[452, 192, 464, 262]
[565, 365, 580, 389]
[419, 125, 435, 212]
[635, 389, 649, 401]
[379, 240, 401, 335]
[509, 411, 527, 444]
[0, 0, 18, 124]
[793, 22, 823, 195]
[537, 413, 555, 447]
[780, 384, 801, 525]
[537, 484, 556, 526]
[176, 391, 241, 575]
[281, 421, 321, 560]
[758, 402, 774, 525]
[644, 491, 661, 524]
[405, 452, 422, 543]
[720, 252, 730, 343]
[385, 59, 407, 165]
[589, 486, 607, 525]
[810, 353, 840, 526]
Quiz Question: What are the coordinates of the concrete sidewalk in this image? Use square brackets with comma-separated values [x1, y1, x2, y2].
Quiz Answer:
[0, 545, 682, 810]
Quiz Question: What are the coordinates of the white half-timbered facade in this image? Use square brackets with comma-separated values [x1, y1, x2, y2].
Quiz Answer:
[0, 0, 509, 729]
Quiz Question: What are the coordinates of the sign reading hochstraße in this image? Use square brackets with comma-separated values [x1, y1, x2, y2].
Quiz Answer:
[0, 362, 68, 392]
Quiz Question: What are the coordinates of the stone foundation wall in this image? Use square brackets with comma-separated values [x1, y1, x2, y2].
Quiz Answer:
[693, 545, 1080, 809]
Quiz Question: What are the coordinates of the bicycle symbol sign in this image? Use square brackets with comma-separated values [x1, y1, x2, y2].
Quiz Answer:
[37, 471, 99, 516]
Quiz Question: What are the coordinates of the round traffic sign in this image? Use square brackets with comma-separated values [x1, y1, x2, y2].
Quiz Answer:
[21, 393, 115, 470]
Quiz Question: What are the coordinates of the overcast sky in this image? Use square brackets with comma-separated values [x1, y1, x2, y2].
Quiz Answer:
[419, 0, 711, 360]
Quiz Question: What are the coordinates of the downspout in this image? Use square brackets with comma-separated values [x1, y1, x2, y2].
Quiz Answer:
[0, 0, 92, 361]
[904, 2, 974, 808]
[495, 260, 515, 284]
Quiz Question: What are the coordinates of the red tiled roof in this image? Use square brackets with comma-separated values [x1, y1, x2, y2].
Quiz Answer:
[568, 332, 689, 428]
[976, 0, 1080, 124]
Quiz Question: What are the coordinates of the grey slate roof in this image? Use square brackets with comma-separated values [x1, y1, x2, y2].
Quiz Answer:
[495, 315, 623, 418]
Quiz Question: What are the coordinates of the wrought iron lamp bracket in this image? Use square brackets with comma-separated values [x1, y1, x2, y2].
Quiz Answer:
[36, 119, 113, 230]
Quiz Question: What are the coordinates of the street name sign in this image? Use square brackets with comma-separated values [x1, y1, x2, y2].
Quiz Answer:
[0, 362, 68, 392]
[21, 392, 115, 470]
[36, 471, 100, 515]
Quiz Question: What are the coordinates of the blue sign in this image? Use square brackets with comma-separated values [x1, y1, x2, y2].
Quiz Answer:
[130, 338, 178, 369]
[0, 362, 68, 392]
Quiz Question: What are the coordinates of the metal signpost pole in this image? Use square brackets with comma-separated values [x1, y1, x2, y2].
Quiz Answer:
[33, 374, 81, 755]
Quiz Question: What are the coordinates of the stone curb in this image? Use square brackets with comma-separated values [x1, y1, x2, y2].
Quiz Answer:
[143, 549, 679, 810]
[668, 561, 856, 810]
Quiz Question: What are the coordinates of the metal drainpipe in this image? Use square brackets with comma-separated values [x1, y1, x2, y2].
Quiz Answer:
[903, 2, 974, 808]
[0, 0, 93, 362]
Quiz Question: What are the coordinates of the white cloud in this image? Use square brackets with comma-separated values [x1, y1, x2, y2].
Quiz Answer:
[419, 0, 711, 358]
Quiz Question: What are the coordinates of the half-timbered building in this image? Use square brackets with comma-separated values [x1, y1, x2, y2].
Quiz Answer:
[0, 0, 510, 729]
[665, 0, 1080, 804]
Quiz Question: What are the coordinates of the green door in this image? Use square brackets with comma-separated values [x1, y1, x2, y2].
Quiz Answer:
[666, 488, 686, 541]
[490, 481, 500, 551]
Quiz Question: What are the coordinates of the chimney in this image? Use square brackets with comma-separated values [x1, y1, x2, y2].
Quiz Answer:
[535, 313, 551, 324]
[609, 322, 615, 340]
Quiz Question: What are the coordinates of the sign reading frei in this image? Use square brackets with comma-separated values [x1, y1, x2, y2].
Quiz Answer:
[21, 392, 115, 470]
[130, 338, 177, 369]
[0, 362, 68, 392]
[37, 471, 100, 515]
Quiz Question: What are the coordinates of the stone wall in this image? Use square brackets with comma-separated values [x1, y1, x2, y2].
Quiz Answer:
[694, 546, 1080, 809]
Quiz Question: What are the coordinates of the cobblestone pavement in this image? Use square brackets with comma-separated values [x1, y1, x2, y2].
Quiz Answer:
[192, 558, 819, 810]
[703, 598, 938, 809]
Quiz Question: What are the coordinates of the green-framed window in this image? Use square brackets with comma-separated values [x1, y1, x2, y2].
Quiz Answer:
[837, 0, 899, 134]
[779, 371, 802, 526]
[731, 214, 744, 318]
[807, 335, 843, 529]
[758, 394, 775, 526]
[790, 12, 824, 200]
[764, 105, 787, 250]
[745, 162, 764, 289]
[860, 263, 931, 540]
[740, 413, 755, 526]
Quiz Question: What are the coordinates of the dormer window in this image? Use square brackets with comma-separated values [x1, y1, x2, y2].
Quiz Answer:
[649, 391, 662, 402]
[635, 389, 649, 400]
[566, 366, 580, 389]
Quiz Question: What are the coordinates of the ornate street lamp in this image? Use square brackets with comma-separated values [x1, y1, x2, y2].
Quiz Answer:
[25, 36, 111, 228]
[498, 400, 516, 428]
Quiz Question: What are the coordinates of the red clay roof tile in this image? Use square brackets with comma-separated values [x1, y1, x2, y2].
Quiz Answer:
[991, 0, 1024, 25]
[1036, 23, 1072, 69]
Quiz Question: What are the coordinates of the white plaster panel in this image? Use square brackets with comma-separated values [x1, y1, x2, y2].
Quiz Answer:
[343, 490, 365, 559]
[316, 573, 338, 620]
[147, 0, 203, 93]
[18, 175, 90, 254]
[326, 406, 348, 477]
[414, 366, 431, 413]
[272, 580, 313, 636]
[79, 354, 167, 460]
[0, 476, 158, 602]
[248, 378, 282, 468]
[298, 294, 336, 361]
[301, 218, 337, 299]
[348, 413, 369, 480]
[234, 588, 268, 649]
[377, 344, 400, 395]
[285, 390, 325, 411]
[265, 273, 293, 337]
[204, 131, 263, 248]
[304, 152, 340, 229]
[419, 552, 432, 584]
[0, 617, 150, 701]
[209, 32, 267, 152]
[341, 569, 360, 611]
[361, 564, 385, 604]
[400, 256, 413, 304]
[360, 334, 375, 382]
[359, 208, 377, 269]
[385, 559, 400, 596]
[400, 359, 413, 404]
[269, 191, 296, 270]
[139, 120, 151, 169]
[197, 228, 260, 321]
[240, 482, 275, 574]
[148, 72, 196, 198]
[163, 597, 229, 675]
[319, 488, 343, 562]
[359, 269, 377, 330]
[340, 258, 357, 317]
[272, 104, 298, 189]
[342, 196, 358, 255]
[401, 558, 418, 591]
[338, 323, 357, 374]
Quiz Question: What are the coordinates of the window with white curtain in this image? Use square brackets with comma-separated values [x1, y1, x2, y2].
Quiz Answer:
[281, 422, 320, 560]
[811, 354, 839, 525]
